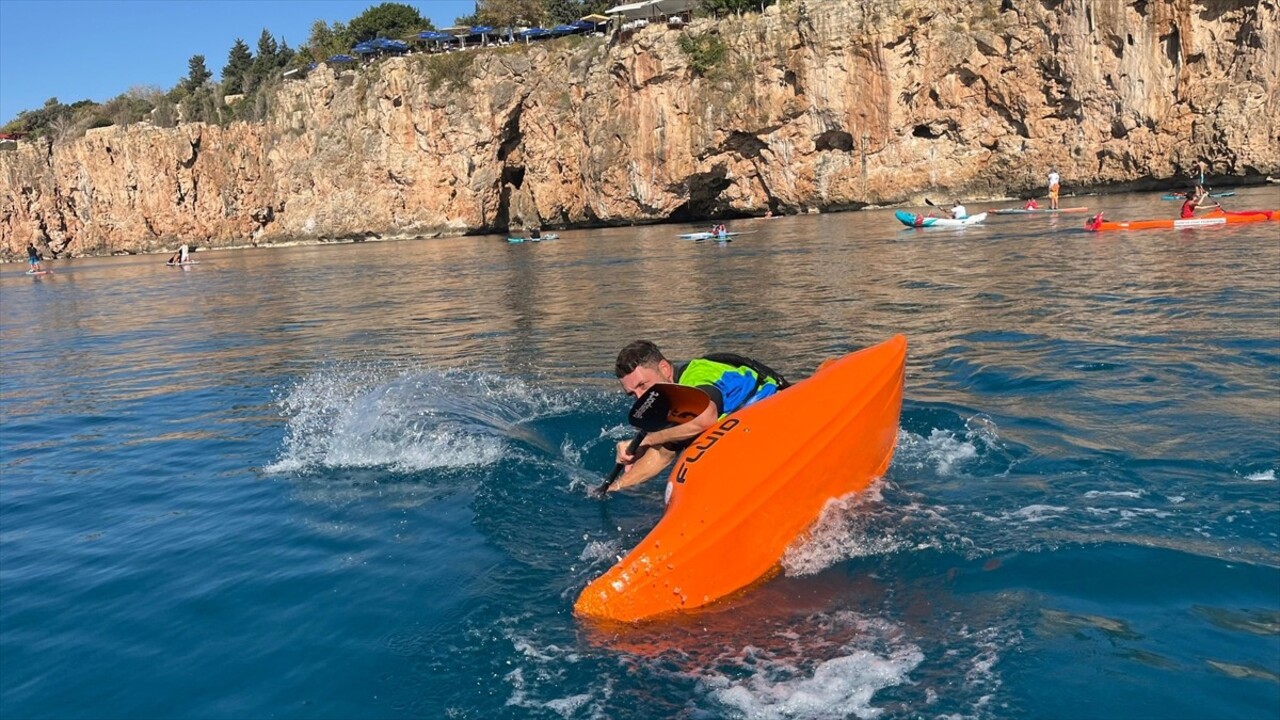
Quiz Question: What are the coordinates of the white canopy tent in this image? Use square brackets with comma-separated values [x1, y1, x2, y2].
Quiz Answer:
[605, 0, 695, 21]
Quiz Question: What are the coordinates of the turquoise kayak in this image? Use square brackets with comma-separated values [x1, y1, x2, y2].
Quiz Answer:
[895, 210, 988, 227]
[507, 234, 558, 243]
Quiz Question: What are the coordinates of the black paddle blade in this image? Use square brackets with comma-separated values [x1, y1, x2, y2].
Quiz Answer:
[627, 383, 713, 431]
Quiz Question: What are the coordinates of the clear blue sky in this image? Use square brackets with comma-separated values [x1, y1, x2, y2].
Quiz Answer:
[0, 0, 475, 124]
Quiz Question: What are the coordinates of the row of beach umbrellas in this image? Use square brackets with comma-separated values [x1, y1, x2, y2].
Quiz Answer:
[327, 20, 604, 64]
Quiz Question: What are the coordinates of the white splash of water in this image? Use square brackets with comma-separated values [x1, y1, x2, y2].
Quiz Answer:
[782, 485, 903, 577]
[1245, 469, 1275, 482]
[265, 364, 578, 474]
[895, 414, 1001, 477]
[703, 614, 924, 719]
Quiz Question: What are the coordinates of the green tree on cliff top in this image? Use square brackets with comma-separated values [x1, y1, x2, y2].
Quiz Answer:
[183, 55, 213, 94]
[300, 19, 350, 62]
[475, 0, 545, 27]
[346, 2, 430, 42]
[222, 39, 253, 95]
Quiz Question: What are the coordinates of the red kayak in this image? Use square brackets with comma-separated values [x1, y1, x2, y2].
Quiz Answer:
[1084, 209, 1279, 232]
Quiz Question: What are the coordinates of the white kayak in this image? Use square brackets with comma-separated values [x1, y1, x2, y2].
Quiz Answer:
[895, 211, 988, 227]
[679, 231, 743, 240]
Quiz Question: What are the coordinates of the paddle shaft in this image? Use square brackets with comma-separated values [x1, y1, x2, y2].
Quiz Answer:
[596, 431, 647, 496]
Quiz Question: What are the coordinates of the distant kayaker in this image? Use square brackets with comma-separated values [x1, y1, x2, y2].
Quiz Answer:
[1047, 169, 1061, 210]
[530, 227, 542, 240]
[949, 201, 968, 220]
[26, 243, 43, 272]
[610, 341, 789, 491]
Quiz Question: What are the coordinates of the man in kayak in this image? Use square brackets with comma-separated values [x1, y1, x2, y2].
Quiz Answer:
[610, 341, 789, 490]
[1047, 169, 1061, 210]
[949, 201, 968, 219]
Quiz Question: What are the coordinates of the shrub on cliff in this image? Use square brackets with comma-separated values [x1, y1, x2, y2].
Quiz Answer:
[699, 0, 777, 16]
[678, 32, 728, 76]
[422, 52, 478, 92]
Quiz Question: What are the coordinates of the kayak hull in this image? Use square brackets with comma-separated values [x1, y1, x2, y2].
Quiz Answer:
[1085, 209, 1278, 232]
[895, 210, 987, 227]
[575, 335, 907, 623]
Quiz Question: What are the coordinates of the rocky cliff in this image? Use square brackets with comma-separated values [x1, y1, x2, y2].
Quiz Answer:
[3, 0, 1277, 258]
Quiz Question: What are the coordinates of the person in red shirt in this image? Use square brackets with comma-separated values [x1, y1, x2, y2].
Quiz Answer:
[1180, 186, 1218, 219]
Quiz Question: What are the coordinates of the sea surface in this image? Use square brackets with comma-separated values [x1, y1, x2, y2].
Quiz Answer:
[2, 188, 1279, 720]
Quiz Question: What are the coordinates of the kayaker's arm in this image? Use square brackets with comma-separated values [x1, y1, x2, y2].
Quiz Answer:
[609, 444, 679, 491]
[637, 402, 720, 449]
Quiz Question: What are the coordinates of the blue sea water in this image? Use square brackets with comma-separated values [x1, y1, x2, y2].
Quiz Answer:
[2, 188, 1278, 719]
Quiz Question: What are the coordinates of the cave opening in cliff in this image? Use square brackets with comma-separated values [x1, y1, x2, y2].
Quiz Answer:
[668, 166, 733, 222]
[502, 166, 526, 190]
[912, 124, 945, 140]
[815, 130, 854, 152]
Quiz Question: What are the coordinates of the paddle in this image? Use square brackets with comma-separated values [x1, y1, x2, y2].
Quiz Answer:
[594, 383, 713, 497]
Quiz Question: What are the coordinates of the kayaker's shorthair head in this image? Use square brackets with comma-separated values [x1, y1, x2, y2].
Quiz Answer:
[616, 341, 667, 378]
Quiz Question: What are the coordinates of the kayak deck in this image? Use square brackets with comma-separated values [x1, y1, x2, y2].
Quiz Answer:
[575, 335, 907, 623]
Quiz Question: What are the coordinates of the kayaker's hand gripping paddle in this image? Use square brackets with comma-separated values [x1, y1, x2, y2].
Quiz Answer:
[594, 383, 713, 497]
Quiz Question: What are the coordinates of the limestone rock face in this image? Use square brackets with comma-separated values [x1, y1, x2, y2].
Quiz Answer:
[2, 0, 1277, 258]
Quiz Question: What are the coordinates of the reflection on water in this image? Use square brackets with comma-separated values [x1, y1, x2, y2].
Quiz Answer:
[1, 185, 1278, 720]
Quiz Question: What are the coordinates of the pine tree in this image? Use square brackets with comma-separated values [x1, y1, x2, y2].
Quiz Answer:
[222, 39, 253, 95]
[247, 29, 280, 93]
[183, 55, 212, 94]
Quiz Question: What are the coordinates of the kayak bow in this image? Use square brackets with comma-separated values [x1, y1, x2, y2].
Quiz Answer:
[575, 335, 907, 623]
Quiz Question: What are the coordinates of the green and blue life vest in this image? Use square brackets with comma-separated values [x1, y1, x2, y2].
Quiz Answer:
[674, 353, 790, 418]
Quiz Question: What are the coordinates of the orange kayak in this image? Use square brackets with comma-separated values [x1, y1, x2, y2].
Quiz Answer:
[575, 335, 907, 623]
[1084, 209, 1279, 232]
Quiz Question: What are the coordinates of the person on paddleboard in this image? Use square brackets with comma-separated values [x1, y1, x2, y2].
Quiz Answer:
[1024, 197, 1040, 210]
[609, 341, 789, 490]
[1048, 169, 1061, 210]
[168, 244, 191, 264]
[26, 243, 44, 272]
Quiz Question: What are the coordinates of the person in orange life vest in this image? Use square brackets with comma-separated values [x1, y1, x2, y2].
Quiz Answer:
[609, 340, 788, 491]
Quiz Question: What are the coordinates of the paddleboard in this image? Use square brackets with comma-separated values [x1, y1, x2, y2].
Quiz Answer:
[990, 207, 1089, 215]
[166, 260, 199, 266]
[679, 231, 743, 240]
[26, 269, 51, 276]
[1162, 191, 1235, 200]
